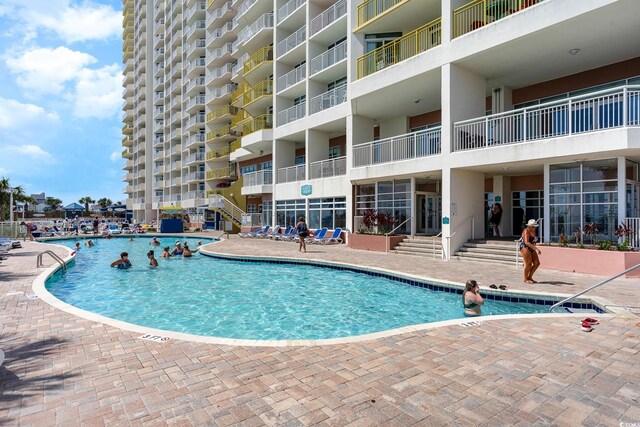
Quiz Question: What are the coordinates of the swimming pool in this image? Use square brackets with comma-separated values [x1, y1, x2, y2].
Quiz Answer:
[44, 237, 552, 341]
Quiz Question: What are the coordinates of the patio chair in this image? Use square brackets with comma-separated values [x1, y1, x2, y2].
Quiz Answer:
[108, 224, 122, 235]
[317, 228, 343, 245]
[259, 225, 281, 239]
[271, 225, 293, 240]
[238, 226, 265, 238]
[306, 227, 328, 244]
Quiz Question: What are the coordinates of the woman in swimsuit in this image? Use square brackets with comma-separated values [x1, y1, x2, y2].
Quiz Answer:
[110, 252, 132, 269]
[172, 242, 183, 256]
[182, 243, 193, 258]
[520, 219, 542, 284]
[147, 250, 158, 268]
[462, 279, 484, 316]
[161, 246, 172, 258]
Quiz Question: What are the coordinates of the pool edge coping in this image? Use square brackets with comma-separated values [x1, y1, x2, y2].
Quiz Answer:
[31, 241, 632, 348]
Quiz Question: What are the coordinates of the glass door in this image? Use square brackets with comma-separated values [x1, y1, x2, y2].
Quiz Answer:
[426, 193, 441, 235]
[626, 181, 640, 218]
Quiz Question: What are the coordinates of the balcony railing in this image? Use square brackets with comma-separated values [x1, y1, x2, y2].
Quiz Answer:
[278, 102, 305, 126]
[206, 83, 236, 103]
[356, 17, 441, 79]
[206, 125, 233, 141]
[184, 152, 205, 164]
[310, 40, 346, 75]
[185, 133, 205, 147]
[206, 146, 231, 160]
[244, 46, 273, 75]
[237, 13, 274, 46]
[453, 0, 544, 38]
[310, 156, 346, 179]
[231, 109, 252, 128]
[244, 80, 273, 105]
[206, 166, 238, 179]
[207, 105, 237, 122]
[277, 0, 304, 24]
[277, 26, 305, 58]
[185, 171, 206, 182]
[242, 114, 273, 135]
[277, 164, 305, 183]
[310, 0, 346, 36]
[310, 85, 347, 114]
[277, 66, 305, 93]
[184, 190, 206, 200]
[453, 85, 640, 152]
[357, 0, 404, 27]
[243, 169, 273, 186]
[353, 128, 442, 167]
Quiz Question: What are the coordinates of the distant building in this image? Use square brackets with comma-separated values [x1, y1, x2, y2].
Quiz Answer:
[29, 192, 47, 213]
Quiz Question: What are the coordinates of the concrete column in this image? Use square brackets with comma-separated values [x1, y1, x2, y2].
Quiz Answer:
[410, 177, 416, 236]
[543, 163, 550, 243]
[273, 140, 296, 183]
[492, 175, 511, 237]
[346, 115, 374, 233]
[618, 156, 626, 231]
[491, 86, 513, 113]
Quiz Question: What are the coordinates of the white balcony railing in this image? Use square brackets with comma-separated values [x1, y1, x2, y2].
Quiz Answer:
[243, 169, 273, 186]
[310, 156, 346, 179]
[310, 40, 347, 75]
[277, 66, 306, 93]
[184, 152, 205, 164]
[277, 164, 305, 183]
[185, 133, 205, 147]
[277, 25, 305, 58]
[184, 190, 206, 200]
[205, 83, 236, 103]
[277, 102, 306, 126]
[310, 0, 346, 36]
[310, 84, 346, 114]
[453, 85, 640, 152]
[237, 13, 274, 46]
[185, 171, 205, 181]
[353, 128, 442, 167]
[277, 0, 305, 24]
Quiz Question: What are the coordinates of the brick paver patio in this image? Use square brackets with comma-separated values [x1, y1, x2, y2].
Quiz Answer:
[1, 238, 639, 426]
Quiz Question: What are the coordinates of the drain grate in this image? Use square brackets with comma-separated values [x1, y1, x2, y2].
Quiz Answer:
[460, 321, 483, 327]
[26, 294, 39, 300]
[139, 334, 171, 343]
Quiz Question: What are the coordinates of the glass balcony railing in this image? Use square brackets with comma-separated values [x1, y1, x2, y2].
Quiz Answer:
[244, 46, 273, 75]
[277, 0, 305, 24]
[277, 102, 305, 126]
[353, 128, 441, 167]
[356, 17, 441, 79]
[309, 156, 346, 179]
[243, 169, 273, 186]
[310, 0, 346, 36]
[206, 105, 238, 122]
[310, 40, 346, 76]
[206, 125, 233, 142]
[277, 25, 305, 58]
[310, 85, 346, 114]
[357, 0, 404, 27]
[453, 0, 544, 38]
[243, 80, 273, 105]
[277, 66, 305, 92]
[452, 85, 640, 152]
[242, 114, 273, 135]
[277, 164, 305, 184]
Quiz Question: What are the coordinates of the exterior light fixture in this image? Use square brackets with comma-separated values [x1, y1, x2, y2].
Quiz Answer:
[569, 48, 580, 55]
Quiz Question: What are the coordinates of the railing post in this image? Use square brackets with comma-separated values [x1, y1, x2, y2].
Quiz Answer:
[623, 86, 628, 126]
[568, 98, 573, 135]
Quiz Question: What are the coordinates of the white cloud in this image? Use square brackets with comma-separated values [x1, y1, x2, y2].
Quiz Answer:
[110, 151, 121, 162]
[0, 0, 122, 43]
[0, 98, 59, 129]
[74, 64, 123, 119]
[4, 144, 54, 162]
[5, 46, 96, 94]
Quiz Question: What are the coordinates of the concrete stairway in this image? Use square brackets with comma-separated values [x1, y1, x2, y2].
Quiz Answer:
[391, 236, 443, 258]
[453, 239, 521, 266]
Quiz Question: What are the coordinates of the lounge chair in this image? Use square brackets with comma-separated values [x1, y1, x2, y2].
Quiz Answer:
[239, 226, 265, 238]
[259, 225, 281, 239]
[108, 224, 122, 234]
[270, 225, 292, 240]
[317, 228, 343, 244]
[274, 226, 296, 241]
[306, 227, 328, 244]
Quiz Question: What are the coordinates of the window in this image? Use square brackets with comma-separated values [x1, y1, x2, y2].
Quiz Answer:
[247, 204, 259, 213]
[364, 33, 402, 53]
[308, 197, 346, 230]
[240, 164, 257, 175]
[261, 201, 273, 226]
[295, 155, 305, 165]
[328, 37, 347, 50]
[260, 161, 272, 170]
[355, 180, 411, 233]
[327, 77, 347, 91]
[328, 146, 341, 159]
[512, 190, 544, 235]
[276, 199, 305, 228]
[294, 95, 306, 106]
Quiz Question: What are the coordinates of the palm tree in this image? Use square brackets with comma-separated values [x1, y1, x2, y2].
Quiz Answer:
[79, 197, 95, 215]
[0, 177, 29, 220]
[97, 198, 113, 208]
[45, 197, 63, 211]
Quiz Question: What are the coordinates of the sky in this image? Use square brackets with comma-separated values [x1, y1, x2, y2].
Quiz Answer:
[0, 0, 126, 206]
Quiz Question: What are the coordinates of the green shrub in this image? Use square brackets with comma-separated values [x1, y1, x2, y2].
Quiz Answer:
[146, 227, 156, 232]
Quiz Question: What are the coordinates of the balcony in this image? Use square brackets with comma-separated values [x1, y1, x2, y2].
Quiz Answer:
[309, 156, 346, 179]
[243, 46, 273, 79]
[277, 164, 305, 183]
[452, 85, 640, 152]
[231, 109, 251, 130]
[277, 102, 305, 126]
[206, 105, 237, 123]
[185, 133, 206, 148]
[353, 128, 441, 167]
[242, 114, 273, 136]
[243, 169, 273, 186]
[453, 0, 544, 38]
[277, 0, 305, 24]
[310, 85, 346, 115]
[206, 125, 234, 142]
[356, 17, 441, 79]
[184, 190, 206, 200]
[243, 80, 273, 115]
[206, 42, 233, 68]
[206, 21, 234, 49]
[206, 166, 237, 180]
[277, 66, 305, 94]
[205, 83, 236, 104]
[205, 63, 233, 86]
[237, 13, 274, 51]
[185, 38, 206, 59]
[310, 40, 346, 76]
[357, 0, 405, 28]
[277, 25, 305, 59]
[184, 171, 206, 182]
[206, 146, 231, 160]
[184, 152, 205, 164]
[310, 0, 346, 36]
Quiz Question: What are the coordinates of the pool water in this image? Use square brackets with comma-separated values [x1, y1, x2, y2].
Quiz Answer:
[45, 237, 549, 340]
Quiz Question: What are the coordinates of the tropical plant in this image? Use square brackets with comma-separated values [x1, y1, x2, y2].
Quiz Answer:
[558, 232, 570, 247]
[359, 209, 398, 235]
[97, 198, 113, 208]
[614, 222, 633, 241]
[45, 197, 63, 210]
[78, 196, 95, 215]
[584, 222, 599, 246]
[0, 177, 30, 220]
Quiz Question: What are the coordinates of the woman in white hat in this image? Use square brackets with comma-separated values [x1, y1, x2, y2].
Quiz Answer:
[519, 219, 542, 284]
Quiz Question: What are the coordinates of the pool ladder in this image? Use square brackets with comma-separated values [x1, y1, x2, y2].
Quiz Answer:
[36, 250, 67, 273]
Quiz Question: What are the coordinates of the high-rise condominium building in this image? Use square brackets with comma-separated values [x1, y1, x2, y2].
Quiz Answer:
[122, 0, 640, 252]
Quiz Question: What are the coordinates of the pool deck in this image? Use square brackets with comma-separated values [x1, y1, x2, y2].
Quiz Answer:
[1, 237, 639, 426]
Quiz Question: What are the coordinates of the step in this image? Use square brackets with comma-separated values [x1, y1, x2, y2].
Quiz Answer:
[392, 249, 443, 258]
[393, 247, 442, 255]
[451, 255, 517, 266]
[463, 242, 520, 250]
[397, 241, 443, 248]
[457, 247, 521, 256]
[454, 251, 519, 263]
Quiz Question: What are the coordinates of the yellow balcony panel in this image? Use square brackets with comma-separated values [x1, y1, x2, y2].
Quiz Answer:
[122, 148, 133, 158]
[206, 147, 230, 160]
[206, 104, 238, 123]
[356, 17, 441, 79]
[206, 125, 235, 143]
[244, 80, 273, 105]
[357, 0, 408, 28]
[243, 46, 273, 77]
[231, 81, 250, 106]
[206, 166, 238, 180]
[453, 0, 544, 38]
[122, 123, 133, 135]
[122, 136, 133, 147]
[242, 114, 273, 136]
[231, 109, 252, 129]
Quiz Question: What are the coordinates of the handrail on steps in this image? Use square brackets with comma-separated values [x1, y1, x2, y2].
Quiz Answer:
[549, 263, 640, 311]
[434, 231, 443, 259]
[36, 250, 67, 273]
[385, 216, 412, 236]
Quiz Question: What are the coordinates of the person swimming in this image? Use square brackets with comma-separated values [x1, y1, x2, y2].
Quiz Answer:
[161, 246, 172, 258]
[147, 250, 158, 268]
[182, 243, 193, 258]
[462, 280, 484, 316]
[172, 241, 183, 256]
[150, 237, 160, 246]
[110, 252, 132, 269]
[85, 239, 94, 247]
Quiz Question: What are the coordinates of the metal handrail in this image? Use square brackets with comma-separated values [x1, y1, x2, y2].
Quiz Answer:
[36, 250, 67, 273]
[549, 263, 640, 311]
[386, 216, 412, 236]
[433, 231, 443, 259]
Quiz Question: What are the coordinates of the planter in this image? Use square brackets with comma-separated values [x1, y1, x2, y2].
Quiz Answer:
[348, 234, 405, 252]
[540, 246, 640, 277]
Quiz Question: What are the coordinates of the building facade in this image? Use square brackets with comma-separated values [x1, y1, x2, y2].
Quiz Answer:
[122, 0, 640, 251]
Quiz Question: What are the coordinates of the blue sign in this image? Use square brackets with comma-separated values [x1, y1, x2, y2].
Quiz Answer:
[301, 184, 312, 196]
[495, 196, 502, 202]
[442, 217, 450, 225]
